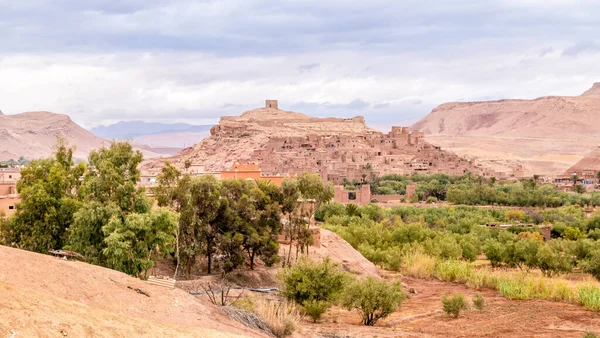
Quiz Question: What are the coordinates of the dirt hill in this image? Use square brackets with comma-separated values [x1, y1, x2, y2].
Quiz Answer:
[0, 245, 265, 337]
[143, 105, 486, 181]
[0, 111, 169, 162]
[565, 146, 600, 175]
[411, 83, 600, 176]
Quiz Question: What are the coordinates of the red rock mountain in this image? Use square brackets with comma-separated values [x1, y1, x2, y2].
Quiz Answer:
[411, 83, 600, 176]
[0, 111, 166, 161]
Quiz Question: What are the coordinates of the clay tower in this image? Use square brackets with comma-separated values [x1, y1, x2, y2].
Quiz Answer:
[265, 100, 278, 109]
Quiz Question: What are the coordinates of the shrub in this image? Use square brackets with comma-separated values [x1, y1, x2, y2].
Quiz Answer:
[442, 292, 468, 318]
[472, 293, 485, 310]
[278, 257, 348, 321]
[300, 299, 329, 323]
[584, 332, 598, 338]
[278, 258, 347, 304]
[342, 277, 405, 326]
[581, 250, 600, 282]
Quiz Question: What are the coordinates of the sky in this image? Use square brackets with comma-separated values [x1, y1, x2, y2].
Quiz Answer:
[1, 0, 599, 130]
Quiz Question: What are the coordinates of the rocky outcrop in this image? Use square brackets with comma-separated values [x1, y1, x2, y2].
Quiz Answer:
[411, 83, 600, 176]
[143, 106, 486, 182]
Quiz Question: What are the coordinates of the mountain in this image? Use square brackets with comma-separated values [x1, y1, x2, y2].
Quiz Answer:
[142, 103, 486, 182]
[91, 121, 212, 148]
[0, 111, 170, 161]
[411, 83, 600, 176]
[565, 146, 600, 176]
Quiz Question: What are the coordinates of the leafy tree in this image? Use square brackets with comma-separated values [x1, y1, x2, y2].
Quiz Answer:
[483, 239, 505, 268]
[581, 249, 600, 281]
[7, 140, 85, 252]
[102, 208, 177, 278]
[183, 175, 223, 274]
[67, 142, 152, 268]
[341, 277, 405, 326]
[536, 241, 574, 277]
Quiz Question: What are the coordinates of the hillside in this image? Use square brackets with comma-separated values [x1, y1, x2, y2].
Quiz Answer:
[0, 111, 107, 161]
[565, 146, 600, 175]
[411, 83, 600, 176]
[143, 103, 486, 182]
[0, 245, 264, 337]
[0, 112, 170, 161]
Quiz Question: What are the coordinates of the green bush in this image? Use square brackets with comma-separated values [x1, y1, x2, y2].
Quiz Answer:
[341, 277, 405, 326]
[584, 332, 598, 338]
[472, 293, 484, 310]
[278, 258, 348, 320]
[442, 293, 468, 318]
[300, 299, 329, 323]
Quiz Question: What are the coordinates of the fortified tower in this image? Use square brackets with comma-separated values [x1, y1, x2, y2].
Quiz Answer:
[266, 100, 279, 109]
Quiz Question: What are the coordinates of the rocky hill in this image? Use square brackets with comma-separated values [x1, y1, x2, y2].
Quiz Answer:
[0, 111, 170, 161]
[143, 103, 486, 183]
[411, 83, 600, 176]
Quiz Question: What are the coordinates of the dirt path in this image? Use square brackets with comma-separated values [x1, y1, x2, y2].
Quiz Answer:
[296, 276, 600, 338]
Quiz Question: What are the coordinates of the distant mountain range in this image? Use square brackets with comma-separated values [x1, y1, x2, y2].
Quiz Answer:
[90, 121, 213, 148]
[91, 121, 212, 139]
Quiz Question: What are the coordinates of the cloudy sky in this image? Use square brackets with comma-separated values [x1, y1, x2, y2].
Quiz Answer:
[1, 0, 599, 129]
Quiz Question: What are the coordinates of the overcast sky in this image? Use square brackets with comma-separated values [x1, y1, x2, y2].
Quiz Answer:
[1, 0, 599, 129]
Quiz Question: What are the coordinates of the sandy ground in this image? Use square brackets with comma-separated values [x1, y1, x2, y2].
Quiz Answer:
[296, 276, 600, 338]
[0, 245, 266, 338]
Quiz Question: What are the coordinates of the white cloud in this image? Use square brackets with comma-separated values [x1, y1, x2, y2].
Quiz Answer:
[0, 0, 599, 129]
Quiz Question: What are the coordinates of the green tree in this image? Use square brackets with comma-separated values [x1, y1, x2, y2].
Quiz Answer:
[7, 140, 85, 252]
[67, 142, 152, 266]
[342, 277, 405, 326]
[102, 208, 177, 278]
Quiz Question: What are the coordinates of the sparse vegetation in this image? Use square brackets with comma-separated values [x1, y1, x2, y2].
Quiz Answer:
[442, 293, 468, 318]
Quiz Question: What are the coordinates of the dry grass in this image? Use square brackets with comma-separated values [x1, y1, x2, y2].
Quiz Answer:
[235, 296, 302, 338]
[401, 250, 435, 279]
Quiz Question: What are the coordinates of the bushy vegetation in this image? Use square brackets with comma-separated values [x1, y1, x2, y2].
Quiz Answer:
[278, 258, 348, 322]
[341, 277, 405, 326]
[320, 202, 600, 312]
[442, 293, 468, 318]
[345, 170, 600, 207]
[278, 258, 405, 325]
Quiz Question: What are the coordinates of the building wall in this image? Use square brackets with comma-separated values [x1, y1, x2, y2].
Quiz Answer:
[371, 194, 404, 203]
[334, 185, 372, 204]
[0, 184, 16, 195]
[0, 196, 19, 216]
